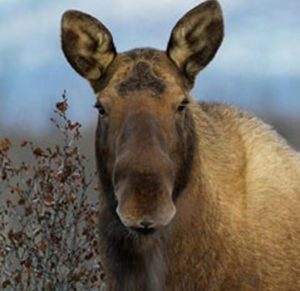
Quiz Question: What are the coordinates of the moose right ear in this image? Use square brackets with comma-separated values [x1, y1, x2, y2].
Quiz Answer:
[61, 10, 116, 81]
[167, 0, 224, 86]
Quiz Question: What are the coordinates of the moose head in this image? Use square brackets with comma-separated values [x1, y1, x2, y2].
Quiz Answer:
[61, 0, 223, 235]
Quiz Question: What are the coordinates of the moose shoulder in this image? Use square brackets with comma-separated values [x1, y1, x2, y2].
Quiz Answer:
[61, 1, 300, 290]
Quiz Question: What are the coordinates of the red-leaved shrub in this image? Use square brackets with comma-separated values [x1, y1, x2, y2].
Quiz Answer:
[0, 93, 104, 290]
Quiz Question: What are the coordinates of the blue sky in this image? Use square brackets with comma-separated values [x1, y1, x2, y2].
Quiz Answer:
[0, 0, 299, 133]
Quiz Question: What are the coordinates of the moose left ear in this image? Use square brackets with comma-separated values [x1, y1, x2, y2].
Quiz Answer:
[167, 0, 224, 85]
[61, 10, 116, 81]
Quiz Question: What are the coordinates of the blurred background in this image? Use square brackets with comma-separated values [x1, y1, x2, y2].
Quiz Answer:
[0, 0, 299, 154]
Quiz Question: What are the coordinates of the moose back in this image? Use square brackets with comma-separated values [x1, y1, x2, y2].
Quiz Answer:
[61, 1, 300, 290]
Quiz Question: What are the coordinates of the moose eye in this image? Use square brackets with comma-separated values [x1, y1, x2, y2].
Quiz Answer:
[177, 99, 189, 112]
[94, 103, 106, 117]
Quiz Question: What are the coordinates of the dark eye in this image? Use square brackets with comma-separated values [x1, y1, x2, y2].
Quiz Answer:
[94, 103, 106, 117]
[177, 99, 189, 112]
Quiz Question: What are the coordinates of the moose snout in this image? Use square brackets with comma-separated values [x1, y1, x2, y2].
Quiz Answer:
[114, 170, 176, 234]
[112, 113, 177, 234]
[116, 199, 176, 234]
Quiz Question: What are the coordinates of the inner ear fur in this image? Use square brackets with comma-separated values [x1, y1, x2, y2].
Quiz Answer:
[167, 0, 224, 85]
[61, 10, 116, 81]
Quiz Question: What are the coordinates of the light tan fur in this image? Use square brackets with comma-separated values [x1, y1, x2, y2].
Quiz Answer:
[165, 102, 300, 290]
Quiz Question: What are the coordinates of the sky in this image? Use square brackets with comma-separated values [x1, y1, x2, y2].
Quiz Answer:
[0, 0, 299, 134]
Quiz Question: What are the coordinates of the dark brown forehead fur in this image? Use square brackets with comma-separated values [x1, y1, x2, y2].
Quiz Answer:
[90, 48, 190, 94]
[117, 61, 166, 97]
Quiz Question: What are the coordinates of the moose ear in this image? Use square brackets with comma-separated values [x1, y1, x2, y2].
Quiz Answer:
[61, 10, 116, 81]
[167, 0, 224, 85]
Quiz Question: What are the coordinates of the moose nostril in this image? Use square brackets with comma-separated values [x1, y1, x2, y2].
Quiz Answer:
[140, 220, 154, 229]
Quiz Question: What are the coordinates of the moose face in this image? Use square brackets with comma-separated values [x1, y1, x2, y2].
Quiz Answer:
[93, 50, 191, 234]
[61, 0, 224, 235]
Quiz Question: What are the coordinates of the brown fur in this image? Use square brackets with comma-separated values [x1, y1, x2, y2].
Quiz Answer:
[117, 61, 166, 97]
[61, 1, 300, 290]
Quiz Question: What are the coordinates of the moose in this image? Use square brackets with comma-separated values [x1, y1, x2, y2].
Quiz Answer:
[61, 1, 300, 290]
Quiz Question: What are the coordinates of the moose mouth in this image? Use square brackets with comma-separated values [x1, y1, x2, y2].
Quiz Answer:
[129, 226, 157, 236]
